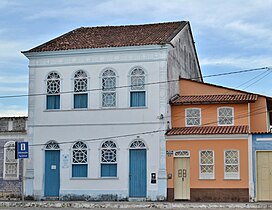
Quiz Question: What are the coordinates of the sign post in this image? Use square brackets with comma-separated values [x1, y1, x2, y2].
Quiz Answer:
[15, 142, 29, 202]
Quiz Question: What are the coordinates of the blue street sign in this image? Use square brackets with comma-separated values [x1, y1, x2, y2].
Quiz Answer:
[15, 142, 29, 159]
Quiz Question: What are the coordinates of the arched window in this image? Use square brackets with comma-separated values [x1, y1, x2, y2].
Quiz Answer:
[46, 72, 60, 109]
[130, 68, 146, 107]
[130, 139, 146, 149]
[45, 140, 60, 150]
[74, 70, 88, 109]
[102, 70, 116, 107]
[100, 140, 117, 177]
[3, 141, 19, 180]
[72, 141, 88, 177]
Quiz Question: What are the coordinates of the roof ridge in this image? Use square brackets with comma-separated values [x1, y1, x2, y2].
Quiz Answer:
[22, 21, 187, 53]
[79, 21, 185, 29]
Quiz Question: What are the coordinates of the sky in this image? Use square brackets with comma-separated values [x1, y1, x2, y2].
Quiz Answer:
[0, 0, 272, 117]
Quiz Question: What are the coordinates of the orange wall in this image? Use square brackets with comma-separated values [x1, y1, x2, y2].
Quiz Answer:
[250, 96, 268, 132]
[172, 103, 249, 127]
[180, 79, 241, 96]
[166, 139, 248, 189]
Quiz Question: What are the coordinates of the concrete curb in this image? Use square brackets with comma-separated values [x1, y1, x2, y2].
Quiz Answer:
[1, 201, 272, 209]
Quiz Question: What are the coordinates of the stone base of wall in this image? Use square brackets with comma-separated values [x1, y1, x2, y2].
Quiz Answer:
[167, 188, 249, 202]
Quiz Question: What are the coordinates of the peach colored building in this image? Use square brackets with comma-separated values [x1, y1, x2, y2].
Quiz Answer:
[166, 79, 271, 202]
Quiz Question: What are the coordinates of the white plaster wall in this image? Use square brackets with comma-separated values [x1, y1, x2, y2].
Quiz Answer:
[26, 45, 169, 200]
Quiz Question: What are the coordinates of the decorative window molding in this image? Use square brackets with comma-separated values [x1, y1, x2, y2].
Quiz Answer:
[74, 70, 88, 109]
[72, 141, 88, 177]
[130, 139, 146, 149]
[185, 108, 201, 126]
[46, 72, 61, 110]
[224, 150, 240, 179]
[3, 141, 19, 180]
[218, 107, 234, 126]
[101, 140, 117, 177]
[174, 150, 190, 157]
[130, 68, 146, 107]
[199, 150, 214, 179]
[102, 69, 116, 107]
[45, 140, 60, 150]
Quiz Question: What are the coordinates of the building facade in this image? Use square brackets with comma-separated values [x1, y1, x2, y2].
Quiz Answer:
[22, 21, 202, 200]
[0, 117, 27, 199]
[251, 132, 272, 201]
[166, 79, 270, 202]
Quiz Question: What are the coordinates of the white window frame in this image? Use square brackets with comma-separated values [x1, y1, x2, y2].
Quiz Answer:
[101, 69, 117, 108]
[45, 71, 61, 110]
[129, 67, 147, 108]
[199, 150, 214, 179]
[224, 150, 240, 180]
[3, 141, 19, 180]
[73, 70, 88, 109]
[185, 108, 201, 127]
[100, 140, 118, 177]
[217, 107, 234, 126]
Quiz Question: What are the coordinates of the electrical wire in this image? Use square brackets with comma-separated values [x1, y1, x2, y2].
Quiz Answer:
[0, 66, 270, 99]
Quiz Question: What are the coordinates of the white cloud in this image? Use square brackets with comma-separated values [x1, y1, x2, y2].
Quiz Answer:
[201, 55, 272, 69]
[0, 109, 27, 117]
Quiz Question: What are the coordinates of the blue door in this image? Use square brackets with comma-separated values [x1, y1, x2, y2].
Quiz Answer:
[44, 150, 60, 197]
[129, 149, 147, 197]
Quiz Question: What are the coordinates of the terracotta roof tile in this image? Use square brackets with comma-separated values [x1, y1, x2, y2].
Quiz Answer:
[23, 21, 187, 53]
[171, 94, 257, 105]
[166, 125, 248, 135]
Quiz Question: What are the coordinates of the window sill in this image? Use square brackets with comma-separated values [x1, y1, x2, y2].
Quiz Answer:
[3, 177, 19, 181]
[198, 178, 216, 180]
[224, 178, 240, 180]
[70, 177, 119, 180]
[44, 107, 148, 112]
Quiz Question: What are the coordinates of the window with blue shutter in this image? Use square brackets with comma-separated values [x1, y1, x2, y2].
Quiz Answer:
[72, 141, 88, 178]
[130, 68, 146, 107]
[74, 70, 88, 109]
[74, 93, 88, 108]
[46, 72, 60, 110]
[101, 141, 117, 177]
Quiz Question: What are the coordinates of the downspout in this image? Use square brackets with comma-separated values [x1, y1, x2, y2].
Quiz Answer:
[248, 103, 251, 133]
[248, 102, 254, 201]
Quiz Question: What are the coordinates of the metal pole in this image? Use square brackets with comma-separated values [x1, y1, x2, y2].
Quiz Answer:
[22, 158, 25, 202]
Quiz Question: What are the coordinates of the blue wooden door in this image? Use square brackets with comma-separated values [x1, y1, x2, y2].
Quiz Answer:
[129, 149, 147, 197]
[44, 150, 60, 197]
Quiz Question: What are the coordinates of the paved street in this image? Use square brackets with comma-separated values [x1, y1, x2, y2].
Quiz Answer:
[0, 208, 253, 210]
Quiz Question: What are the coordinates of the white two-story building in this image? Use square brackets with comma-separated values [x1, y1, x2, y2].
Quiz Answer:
[22, 21, 202, 201]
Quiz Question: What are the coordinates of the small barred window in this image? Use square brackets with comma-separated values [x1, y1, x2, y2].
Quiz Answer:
[200, 150, 214, 179]
[4, 141, 19, 179]
[218, 107, 234, 125]
[224, 150, 239, 179]
[185, 108, 201, 126]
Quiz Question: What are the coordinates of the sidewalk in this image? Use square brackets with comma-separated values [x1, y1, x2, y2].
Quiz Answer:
[1, 201, 272, 209]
